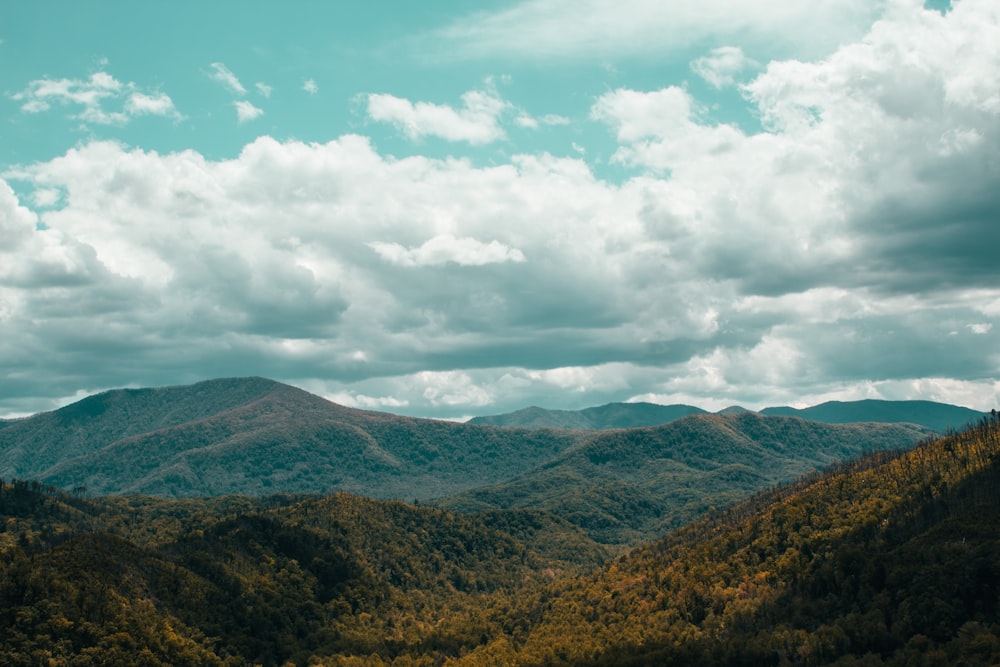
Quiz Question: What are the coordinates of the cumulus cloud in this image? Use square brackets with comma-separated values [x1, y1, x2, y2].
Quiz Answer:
[255, 82, 273, 97]
[3, 0, 999, 418]
[366, 88, 510, 144]
[303, 79, 318, 94]
[11, 71, 180, 125]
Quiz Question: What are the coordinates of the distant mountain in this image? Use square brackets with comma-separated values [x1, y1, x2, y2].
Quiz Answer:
[440, 411, 932, 544]
[0, 377, 582, 500]
[470, 398, 987, 433]
[467, 402, 707, 429]
[761, 398, 986, 433]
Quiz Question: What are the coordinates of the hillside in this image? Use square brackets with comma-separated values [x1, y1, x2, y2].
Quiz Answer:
[467, 402, 707, 429]
[2, 414, 997, 664]
[0, 485, 607, 665]
[761, 398, 985, 433]
[440, 412, 932, 544]
[458, 411, 1000, 665]
[470, 398, 984, 432]
[0, 378, 581, 500]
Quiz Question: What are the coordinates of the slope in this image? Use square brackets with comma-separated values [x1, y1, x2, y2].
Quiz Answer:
[468, 402, 707, 429]
[0, 484, 608, 665]
[440, 412, 933, 544]
[761, 398, 985, 433]
[0, 377, 581, 500]
[461, 412, 1000, 665]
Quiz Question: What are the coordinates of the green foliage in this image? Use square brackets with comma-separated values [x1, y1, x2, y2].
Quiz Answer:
[2, 402, 997, 665]
[441, 413, 932, 544]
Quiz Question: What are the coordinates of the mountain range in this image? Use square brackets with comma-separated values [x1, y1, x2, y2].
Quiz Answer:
[469, 398, 985, 432]
[0, 377, 968, 545]
[2, 405, 998, 664]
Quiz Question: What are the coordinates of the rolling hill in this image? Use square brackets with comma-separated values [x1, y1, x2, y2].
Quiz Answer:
[0, 377, 581, 500]
[470, 398, 984, 432]
[441, 412, 933, 544]
[2, 410, 997, 664]
[760, 398, 986, 433]
[467, 402, 707, 429]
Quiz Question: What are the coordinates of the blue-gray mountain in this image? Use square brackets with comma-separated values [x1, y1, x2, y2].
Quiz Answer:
[0, 377, 945, 544]
[470, 398, 985, 433]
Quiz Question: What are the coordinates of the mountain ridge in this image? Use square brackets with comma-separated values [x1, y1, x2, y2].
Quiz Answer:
[470, 397, 985, 432]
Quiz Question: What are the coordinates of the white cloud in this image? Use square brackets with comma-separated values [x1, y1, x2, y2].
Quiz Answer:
[303, 79, 318, 94]
[209, 62, 246, 95]
[369, 235, 527, 267]
[11, 71, 181, 126]
[125, 91, 182, 119]
[691, 46, 758, 89]
[235, 100, 264, 123]
[255, 82, 273, 98]
[3, 1, 999, 418]
[366, 88, 510, 144]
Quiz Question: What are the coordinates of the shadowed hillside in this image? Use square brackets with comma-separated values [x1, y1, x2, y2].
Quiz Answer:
[441, 412, 932, 544]
[0, 378, 582, 500]
[761, 398, 985, 433]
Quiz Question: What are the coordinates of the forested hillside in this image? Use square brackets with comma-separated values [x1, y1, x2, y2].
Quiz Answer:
[441, 412, 932, 544]
[462, 411, 1000, 665]
[0, 378, 582, 500]
[2, 413, 997, 664]
[0, 485, 606, 665]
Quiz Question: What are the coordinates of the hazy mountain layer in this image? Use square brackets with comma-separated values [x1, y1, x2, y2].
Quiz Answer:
[470, 397, 984, 432]
[759, 398, 986, 433]
[467, 402, 707, 429]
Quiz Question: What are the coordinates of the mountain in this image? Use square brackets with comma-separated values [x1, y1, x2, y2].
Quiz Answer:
[3, 412, 998, 664]
[466, 402, 707, 429]
[440, 411, 933, 544]
[1, 379, 939, 545]
[761, 398, 986, 433]
[469, 398, 986, 432]
[0, 377, 582, 500]
[470, 412, 1000, 665]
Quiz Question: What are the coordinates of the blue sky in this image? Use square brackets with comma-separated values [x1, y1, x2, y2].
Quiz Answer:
[1, 0, 998, 419]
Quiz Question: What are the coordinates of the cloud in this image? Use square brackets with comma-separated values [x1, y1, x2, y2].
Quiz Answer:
[369, 235, 527, 267]
[11, 71, 179, 125]
[125, 92, 183, 119]
[429, 0, 883, 62]
[208, 62, 246, 95]
[255, 82, 273, 98]
[235, 100, 264, 123]
[2, 1, 999, 418]
[303, 79, 318, 94]
[366, 88, 510, 144]
[691, 46, 758, 89]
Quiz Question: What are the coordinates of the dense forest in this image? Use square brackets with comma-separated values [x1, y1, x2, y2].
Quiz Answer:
[1, 412, 998, 664]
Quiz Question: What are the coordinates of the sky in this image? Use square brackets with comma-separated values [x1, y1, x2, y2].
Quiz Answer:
[1, 0, 998, 420]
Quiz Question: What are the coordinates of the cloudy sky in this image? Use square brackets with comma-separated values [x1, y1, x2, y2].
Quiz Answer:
[1, 0, 998, 420]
